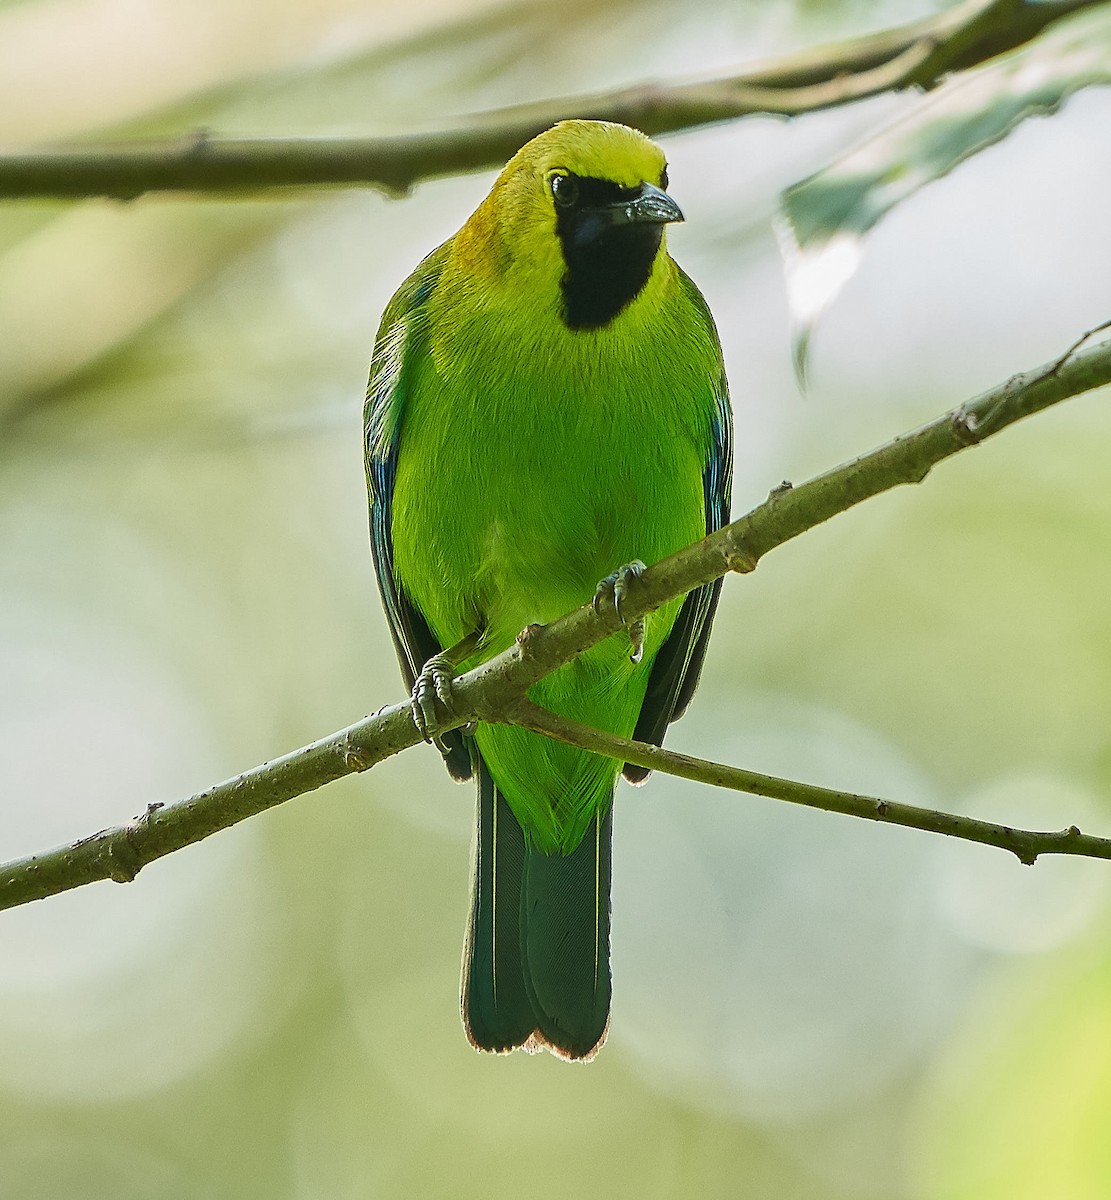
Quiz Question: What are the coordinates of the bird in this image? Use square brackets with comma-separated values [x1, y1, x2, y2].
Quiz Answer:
[364, 119, 732, 1060]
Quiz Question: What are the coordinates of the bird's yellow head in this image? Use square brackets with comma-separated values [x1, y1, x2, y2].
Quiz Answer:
[458, 120, 682, 330]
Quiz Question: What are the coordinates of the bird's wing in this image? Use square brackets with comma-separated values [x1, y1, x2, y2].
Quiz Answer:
[624, 270, 733, 782]
[364, 245, 472, 781]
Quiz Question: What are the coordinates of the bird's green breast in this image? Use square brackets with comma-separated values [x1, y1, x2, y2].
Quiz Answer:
[390, 250, 719, 850]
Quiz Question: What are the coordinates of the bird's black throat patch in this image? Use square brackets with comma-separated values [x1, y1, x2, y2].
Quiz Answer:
[554, 176, 664, 331]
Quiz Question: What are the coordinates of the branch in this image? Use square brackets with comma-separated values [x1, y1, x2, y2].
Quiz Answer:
[508, 702, 1111, 867]
[1, 327, 1110, 912]
[0, 0, 1102, 200]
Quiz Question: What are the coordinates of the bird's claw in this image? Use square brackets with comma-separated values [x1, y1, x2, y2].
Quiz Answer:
[593, 560, 646, 622]
[411, 654, 456, 744]
[593, 560, 647, 663]
[626, 617, 645, 665]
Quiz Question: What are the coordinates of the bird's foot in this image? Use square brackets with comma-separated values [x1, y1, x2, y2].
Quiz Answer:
[593, 560, 647, 664]
[410, 631, 483, 747]
[593, 560, 645, 622]
[411, 653, 456, 745]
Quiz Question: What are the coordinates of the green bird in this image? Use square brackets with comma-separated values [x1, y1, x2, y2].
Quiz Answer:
[365, 120, 732, 1060]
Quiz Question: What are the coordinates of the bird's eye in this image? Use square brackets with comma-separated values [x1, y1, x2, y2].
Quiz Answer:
[660, 167, 669, 190]
[550, 173, 579, 209]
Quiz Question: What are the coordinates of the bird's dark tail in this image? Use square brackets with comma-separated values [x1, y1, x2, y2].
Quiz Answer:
[462, 758, 611, 1061]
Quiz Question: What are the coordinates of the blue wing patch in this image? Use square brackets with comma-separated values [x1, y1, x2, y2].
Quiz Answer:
[365, 257, 472, 781]
[624, 277, 733, 782]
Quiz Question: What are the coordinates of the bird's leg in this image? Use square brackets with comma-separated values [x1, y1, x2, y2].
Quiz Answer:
[593, 560, 647, 665]
[412, 630, 482, 744]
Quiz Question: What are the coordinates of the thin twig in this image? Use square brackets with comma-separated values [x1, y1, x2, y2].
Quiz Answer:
[507, 701, 1111, 866]
[1, 331, 1109, 912]
[0, 0, 1102, 200]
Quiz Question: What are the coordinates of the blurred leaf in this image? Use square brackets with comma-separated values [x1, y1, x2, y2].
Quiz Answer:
[778, 3, 1111, 382]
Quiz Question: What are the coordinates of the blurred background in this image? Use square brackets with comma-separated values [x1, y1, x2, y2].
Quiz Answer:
[1, 0, 1110, 1196]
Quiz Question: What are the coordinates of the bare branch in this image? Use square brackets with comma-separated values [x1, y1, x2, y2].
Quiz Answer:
[1, 331, 1109, 912]
[0, 0, 1102, 201]
[507, 702, 1111, 866]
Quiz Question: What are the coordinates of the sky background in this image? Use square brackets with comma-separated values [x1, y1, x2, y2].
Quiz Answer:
[1, 0, 1111, 1196]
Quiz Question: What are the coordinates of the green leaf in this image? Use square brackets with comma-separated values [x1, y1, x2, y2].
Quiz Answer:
[778, 3, 1111, 383]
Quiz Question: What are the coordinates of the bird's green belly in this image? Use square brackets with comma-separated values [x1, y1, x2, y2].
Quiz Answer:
[395, 406, 699, 643]
[391, 374, 706, 851]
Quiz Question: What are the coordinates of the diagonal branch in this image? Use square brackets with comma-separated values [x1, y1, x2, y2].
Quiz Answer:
[0, 0, 1103, 200]
[507, 701, 1111, 866]
[1, 328, 1109, 913]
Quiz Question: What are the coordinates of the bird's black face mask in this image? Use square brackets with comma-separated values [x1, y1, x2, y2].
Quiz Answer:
[551, 174, 684, 330]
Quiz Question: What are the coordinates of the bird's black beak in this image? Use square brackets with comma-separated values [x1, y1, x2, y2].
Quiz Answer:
[605, 182, 684, 228]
